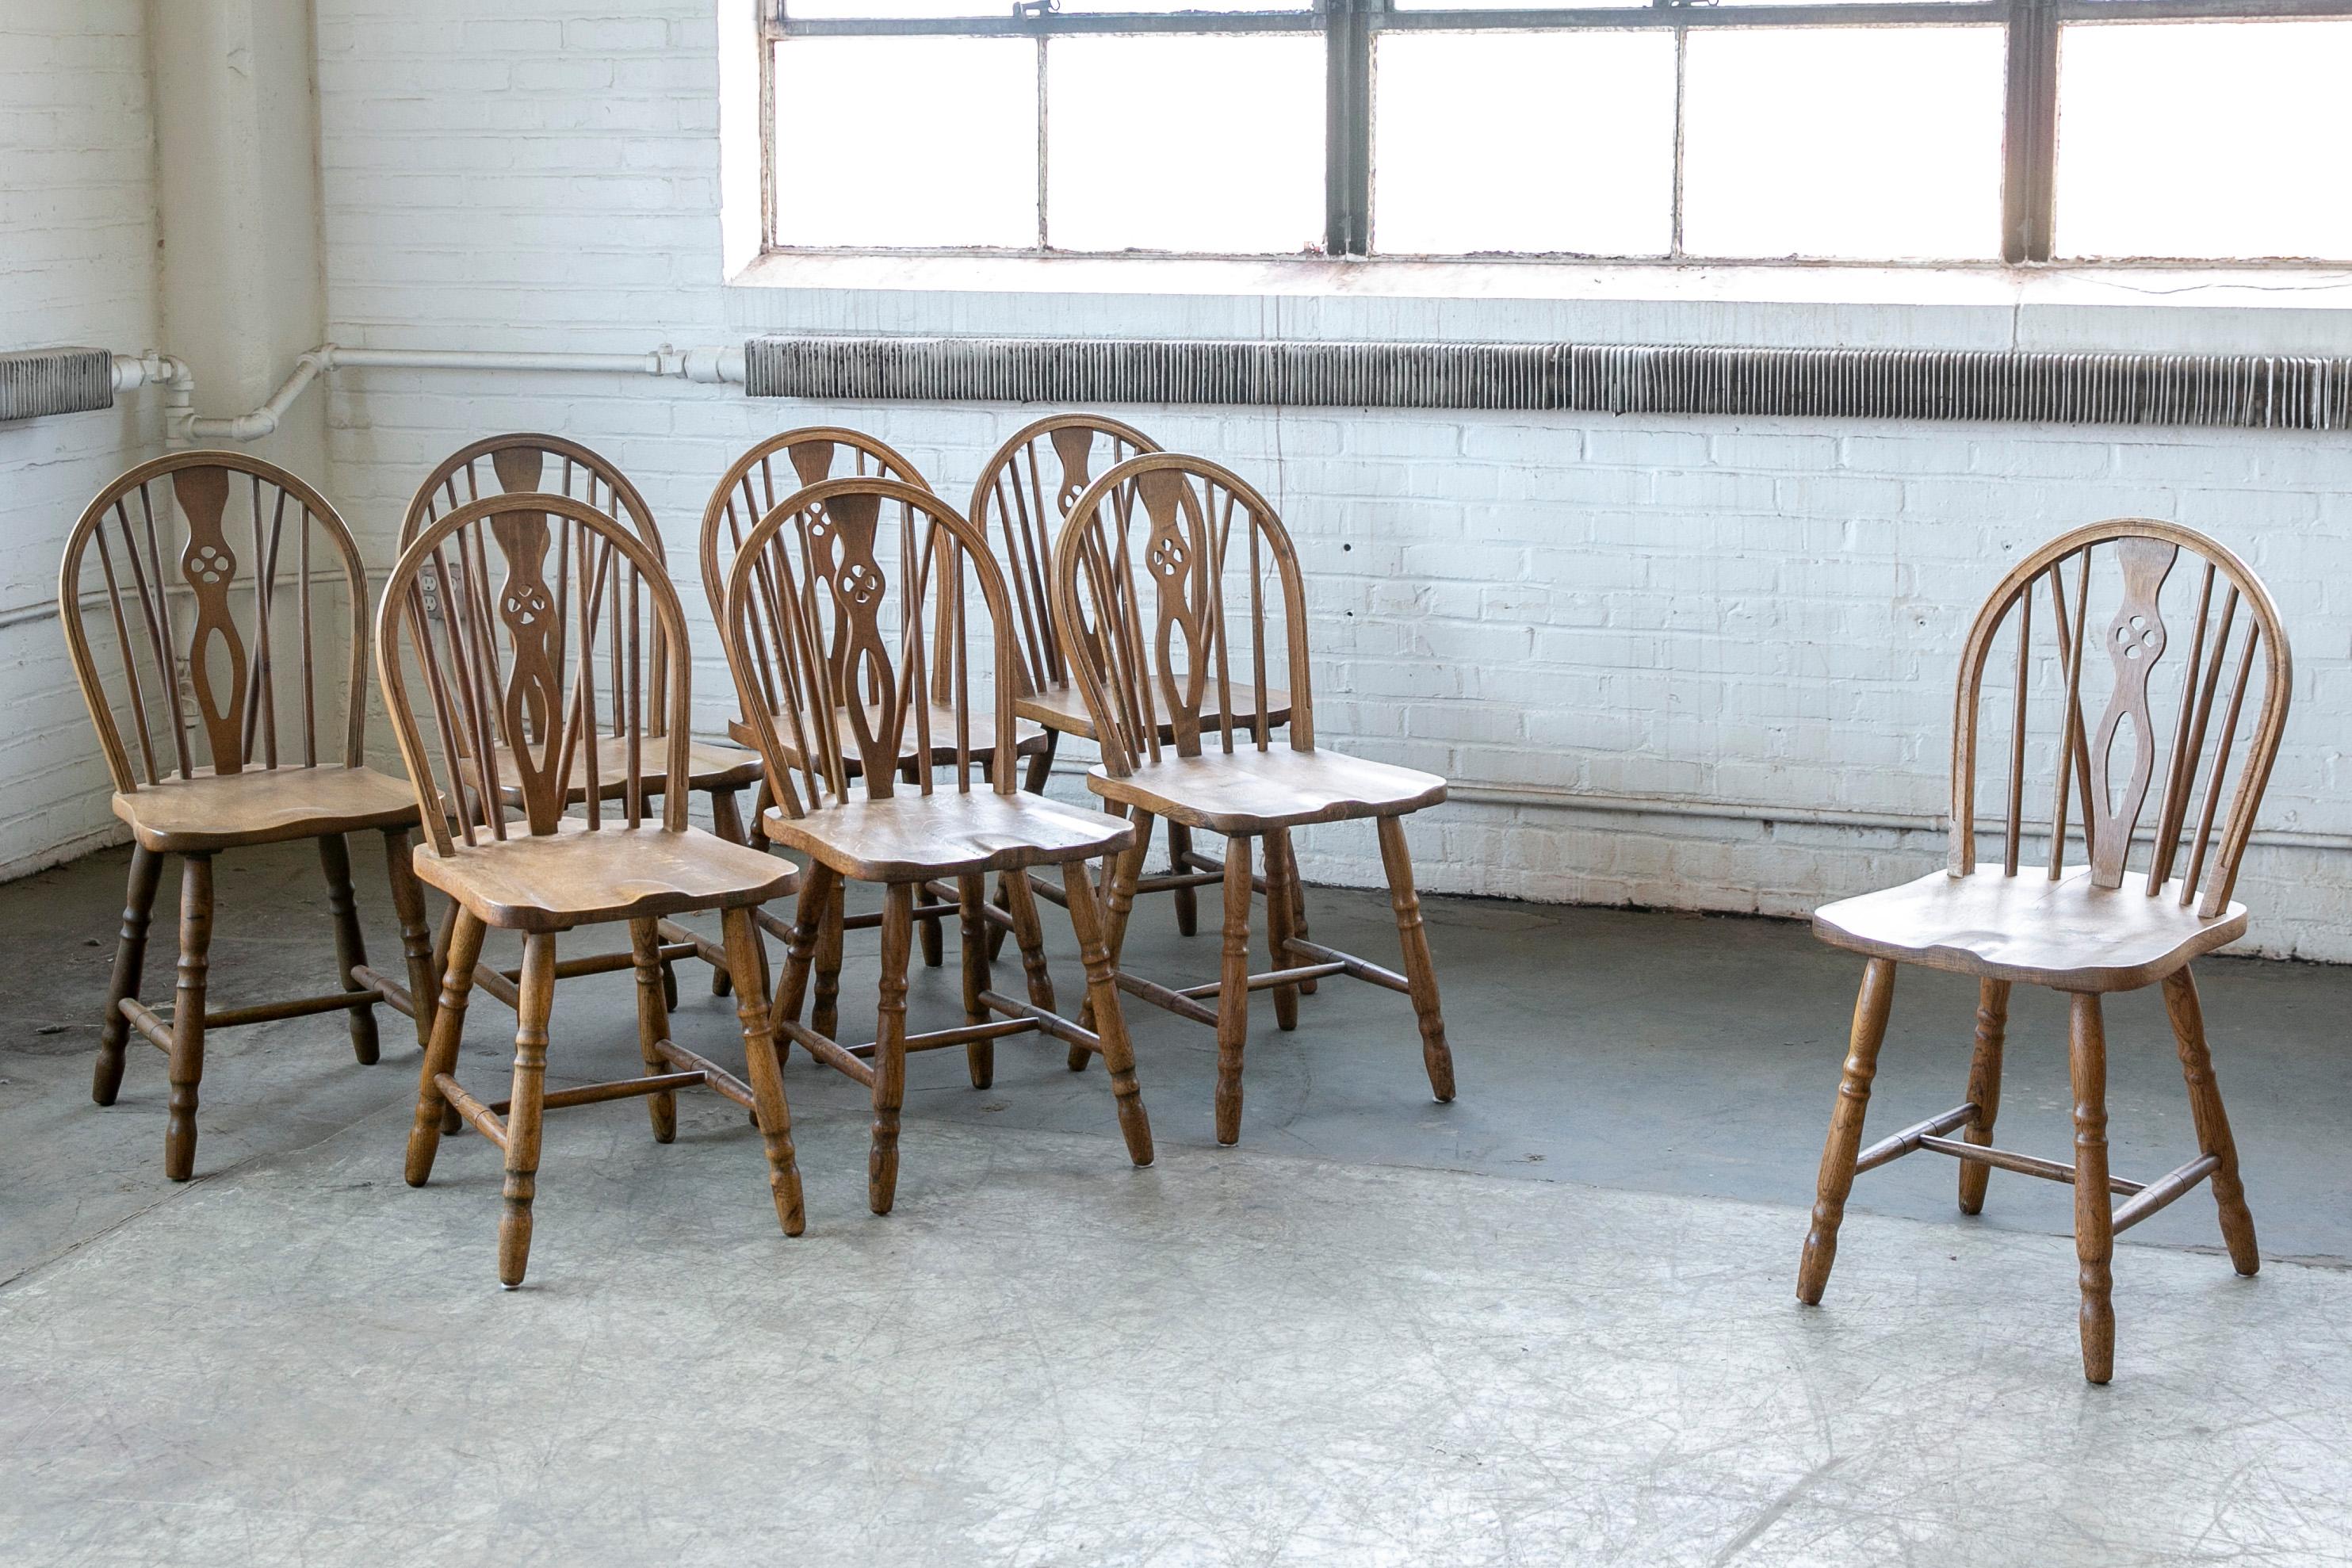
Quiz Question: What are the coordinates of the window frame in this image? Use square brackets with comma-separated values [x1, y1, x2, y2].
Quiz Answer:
[761, 0, 2352, 265]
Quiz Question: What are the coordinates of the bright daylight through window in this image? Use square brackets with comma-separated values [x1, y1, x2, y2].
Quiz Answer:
[763, 2, 2352, 264]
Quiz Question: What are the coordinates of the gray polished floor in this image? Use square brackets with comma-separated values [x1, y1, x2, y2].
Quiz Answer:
[3, 839, 2348, 1565]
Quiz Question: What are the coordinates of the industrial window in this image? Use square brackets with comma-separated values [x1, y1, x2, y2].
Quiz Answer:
[761, 0, 2352, 265]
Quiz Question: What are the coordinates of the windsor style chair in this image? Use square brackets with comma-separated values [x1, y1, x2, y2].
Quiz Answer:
[969, 414, 1301, 950]
[1051, 453, 1456, 1144]
[60, 452, 434, 1181]
[717, 475, 1153, 1214]
[702, 426, 1042, 976]
[381, 491, 803, 1287]
[1798, 519, 2291, 1383]
[405, 434, 765, 1003]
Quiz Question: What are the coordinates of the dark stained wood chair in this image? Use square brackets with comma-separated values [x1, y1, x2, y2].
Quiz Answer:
[717, 474, 1153, 1214]
[405, 434, 765, 1003]
[60, 452, 436, 1181]
[381, 490, 804, 1288]
[700, 426, 1042, 978]
[968, 414, 1300, 952]
[1050, 452, 1456, 1144]
[1799, 519, 2292, 1383]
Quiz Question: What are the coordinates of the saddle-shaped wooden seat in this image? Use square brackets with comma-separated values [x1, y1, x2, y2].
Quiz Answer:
[760, 788, 1130, 883]
[113, 763, 422, 853]
[1815, 864, 2247, 993]
[415, 819, 797, 933]
[1088, 747, 1444, 836]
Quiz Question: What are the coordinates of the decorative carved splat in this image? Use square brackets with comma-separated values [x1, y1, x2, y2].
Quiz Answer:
[1048, 426, 1097, 512]
[174, 467, 249, 775]
[488, 450, 564, 832]
[786, 439, 837, 490]
[2087, 537, 2180, 889]
[809, 491, 901, 791]
[1135, 470, 1212, 755]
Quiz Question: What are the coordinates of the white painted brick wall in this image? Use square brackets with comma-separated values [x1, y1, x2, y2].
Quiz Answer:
[0, 0, 161, 878]
[304, 0, 2352, 959]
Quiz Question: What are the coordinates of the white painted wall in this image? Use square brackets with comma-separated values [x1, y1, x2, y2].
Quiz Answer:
[0, 0, 161, 879]
[9, 0, 2351, 964]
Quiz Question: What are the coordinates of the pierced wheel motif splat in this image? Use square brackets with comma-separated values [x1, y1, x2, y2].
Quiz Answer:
[173, 467, 250, 776]
[2088, 537, 2180, 889]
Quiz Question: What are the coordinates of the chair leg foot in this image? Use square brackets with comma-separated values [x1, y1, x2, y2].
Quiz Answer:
[1214, 837, 1254, 1145]
[1264, 829, 1302, 1032]
[1065, 862, 1153, 1165]
[629, 919, 679, 1143]
[725, 906, 805, 1236]
[407, 912, 485, 1187]
[1797, 958, 1896, 1306]
[2162, 968, 2259, 1276]
[1376, 817, 1453, 1102]
[2069, 991, 2116, 1383]
[94, 847, 163, 1107]
[382, 828, 437, 1048]
[1959, 979, 2010, 1214]
[319, 833, 379, 1066]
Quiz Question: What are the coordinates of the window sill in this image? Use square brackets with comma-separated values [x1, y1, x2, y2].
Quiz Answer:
[723, 250, 2352, 356]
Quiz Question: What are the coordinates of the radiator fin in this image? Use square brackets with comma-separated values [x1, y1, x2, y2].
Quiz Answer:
[743, 335, 2352, 430]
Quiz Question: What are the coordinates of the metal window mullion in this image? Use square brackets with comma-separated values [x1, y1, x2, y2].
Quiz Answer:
[1324, 0, 1374, 255]
[1037, 35, 1050, 248]
[2000, 0, 2059, 262]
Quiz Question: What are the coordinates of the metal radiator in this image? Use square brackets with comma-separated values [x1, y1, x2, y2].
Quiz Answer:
[743, 335, 2352, 430]
[0, 347, 116, 423]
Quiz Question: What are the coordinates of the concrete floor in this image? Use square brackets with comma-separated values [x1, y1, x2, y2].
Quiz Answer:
[4, 839, 2350, 1565]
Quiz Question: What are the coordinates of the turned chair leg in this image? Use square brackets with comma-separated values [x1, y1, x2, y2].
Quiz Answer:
[1288, 832, 1316, 996]
[381, 828, 437, 1047]
[1959, 979, 2010, 1215]
[1797, 956, 1897, 1305]
[996, 732, 1060, 962]
[498, 931, 557, 1290]
[1064, 860, 1153, 1165]
[813, 878, 846, 1044]
[2068, 991, 2117, 1383]
[900, 761, 943, 969]
[94, 845, 163, 1107]
[1214, 836, 1255, 1145]
[406, 910, 486, 1187]
[1082, 809, 1154, 1039]
[1376, 817, 1455, 1101]
[706, 788, 748, 996]
[869, 882, 915, 1214]
[2161, 967, 2259, 1275]
[1263, 828, 1303, 1032]
[318, 833, 380, 1066]
[163, 854, 216, 1182]
[629, 918, 679, 1143]
[771, 862, 839, 1065]
[998, 868, 1069, 1066]
[1166, 821, 1200, 937]
[958, 873, 994, 1090]
[723, 905, 805, 1236]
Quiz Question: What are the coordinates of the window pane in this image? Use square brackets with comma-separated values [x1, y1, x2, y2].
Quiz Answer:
[1374, 32, 1675, 256]
[790, 0, 1305, 11]
[773, 38, 1037, 247]
[1390, 0, 1643, 10]
[1046, 36, 1324, 254]
[1680, 28, 2004, 260]
[2058, 21, 2352, 260]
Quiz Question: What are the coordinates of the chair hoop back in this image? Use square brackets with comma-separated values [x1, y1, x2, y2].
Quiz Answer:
[698, 428, 928, 632]
[377, 492, 695, 856]
[719, 476, 1019, 820]
[59, 450, 370, 791]
[1950, 518, 2291, 920]
[966, 414, 1160, 698]
[1050, 453, 1312, 778]
[401, 433, 660, 549]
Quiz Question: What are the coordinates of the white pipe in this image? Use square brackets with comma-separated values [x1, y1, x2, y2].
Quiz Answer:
[113, 341, 748, 447]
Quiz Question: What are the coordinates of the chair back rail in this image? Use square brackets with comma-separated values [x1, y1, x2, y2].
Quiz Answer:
[1950, 519, 2291, 920]
[1050, 453, 1311, 778]
[964, 415, 1159, 702]
[379, 492, 693, 855]
[404, 434, 680, 740]
[59, 451, 369, 791]
[698, 427, 927, 637]
[719, 476, 1018, 820]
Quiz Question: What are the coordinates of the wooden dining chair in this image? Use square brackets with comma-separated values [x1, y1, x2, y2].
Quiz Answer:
[1799, 520, 2291, 1383]
[381, 490, 804, 1287]
[1050, 452, 1456, 1144]
[700, 426, 1043, 981]
[717, 474, 1153, 1214]
[59, 452, 436, 1180]
[405, 434, 766, 1003]
[968, 414, 1301, 951]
